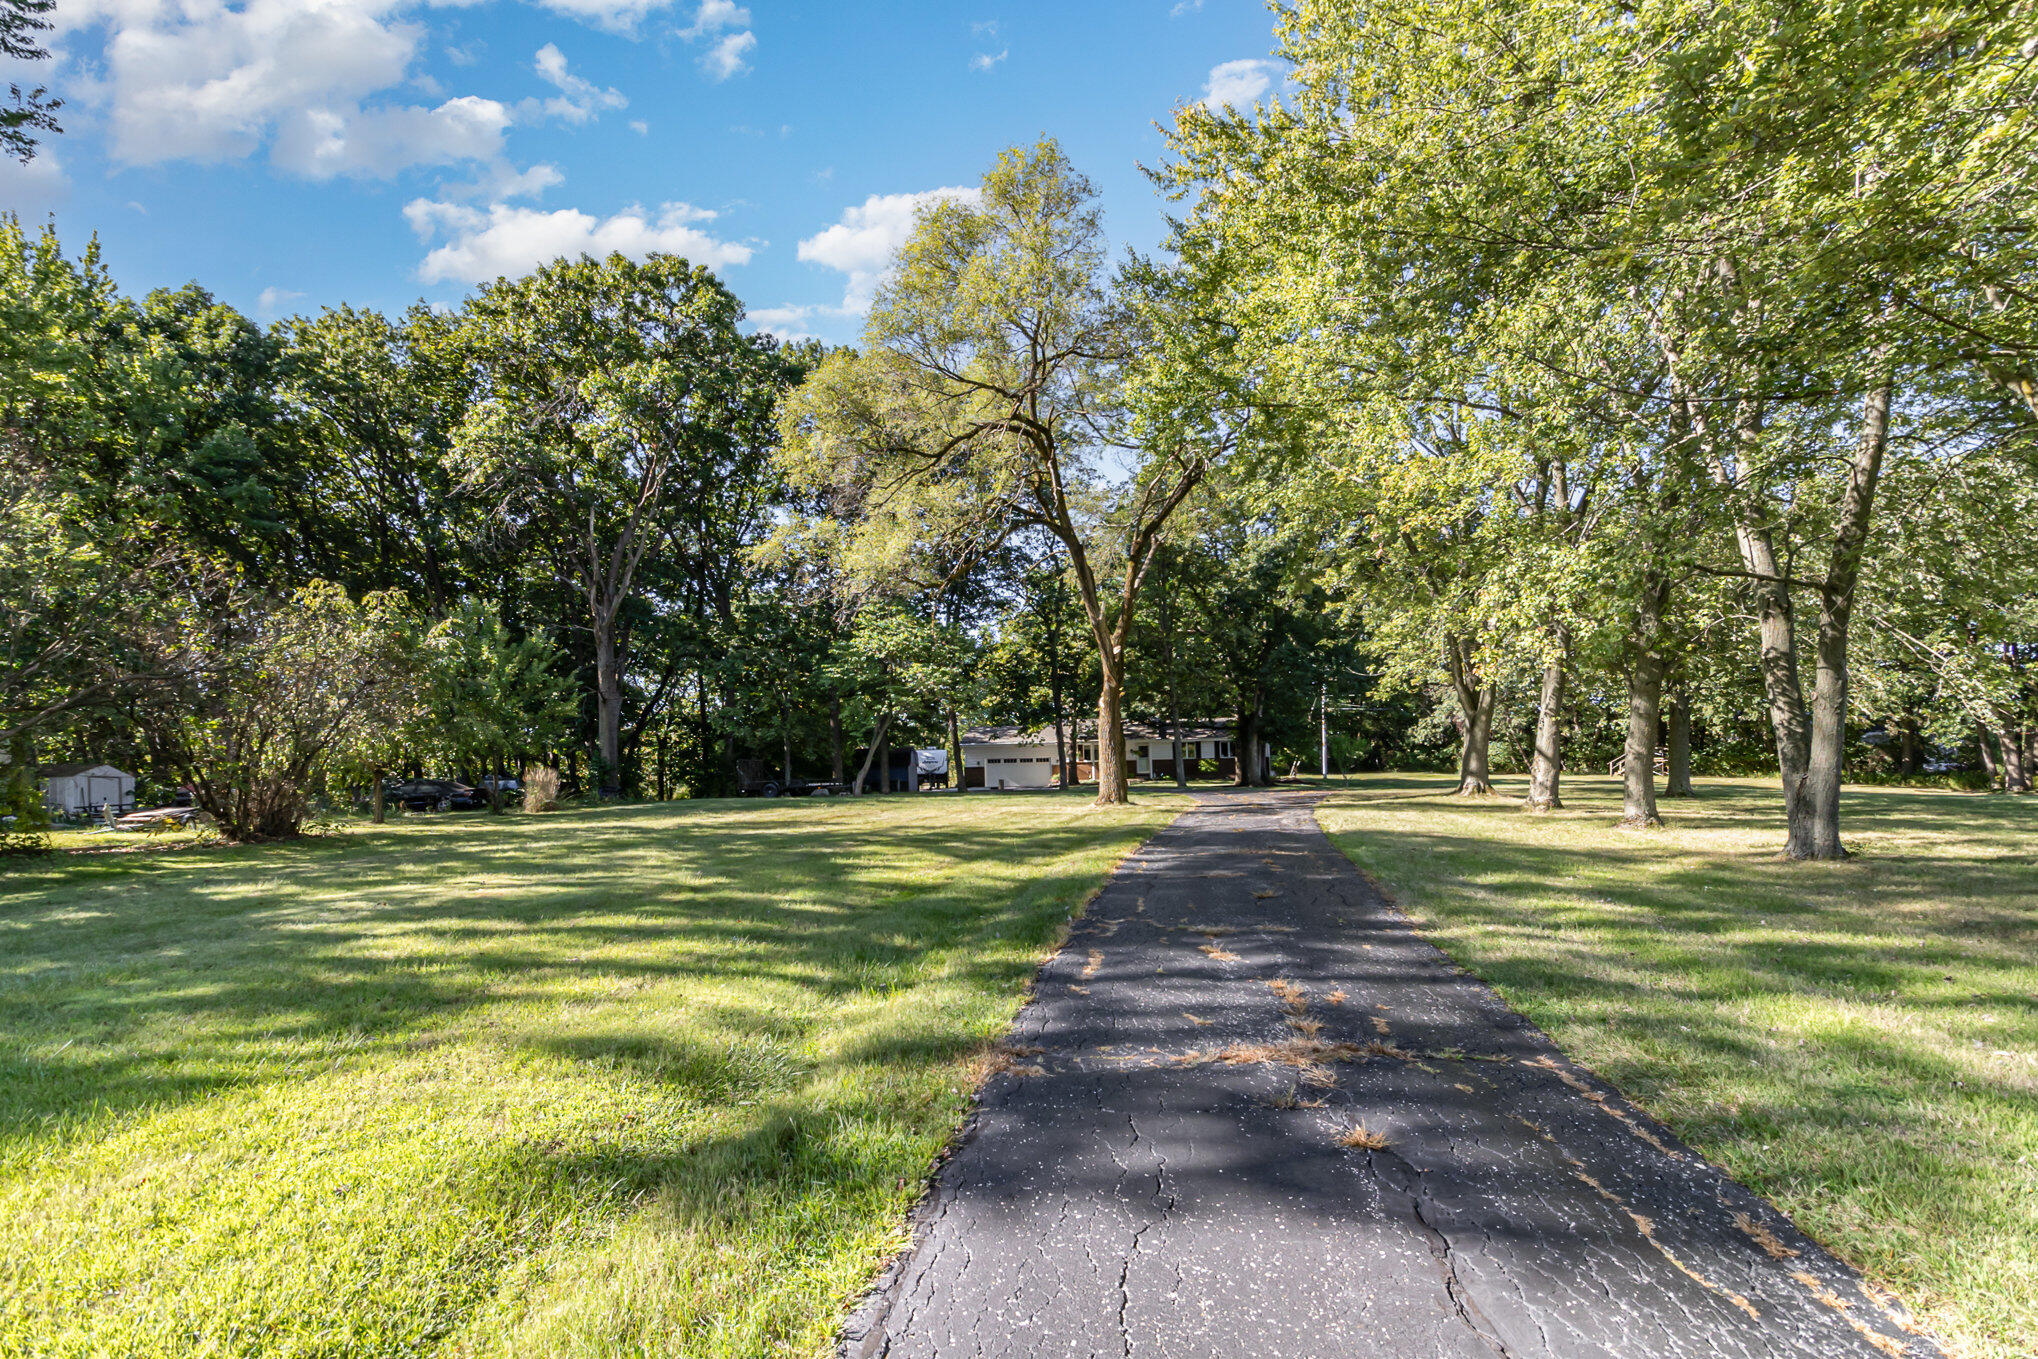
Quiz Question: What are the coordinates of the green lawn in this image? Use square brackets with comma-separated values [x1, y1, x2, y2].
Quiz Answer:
[1315, 774, 2038, 1359]
[0, 791, 1184, 1359]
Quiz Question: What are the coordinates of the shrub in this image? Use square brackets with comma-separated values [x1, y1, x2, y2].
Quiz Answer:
[0, 760, 49, 858]
[522, 765, 561, 813]
[136, 583, 421, 842]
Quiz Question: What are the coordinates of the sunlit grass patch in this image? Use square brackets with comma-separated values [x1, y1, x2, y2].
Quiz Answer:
[1315, 774, 2038, 1359]
[0, 790, 1185, 1359]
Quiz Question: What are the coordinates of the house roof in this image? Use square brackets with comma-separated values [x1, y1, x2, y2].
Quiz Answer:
[39, 761, 131, 778]
[960, 725, 1053, 747]
[961, 721, 1241, 747]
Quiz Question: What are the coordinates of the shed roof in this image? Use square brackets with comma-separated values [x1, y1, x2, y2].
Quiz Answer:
[39, 761, 132, 779]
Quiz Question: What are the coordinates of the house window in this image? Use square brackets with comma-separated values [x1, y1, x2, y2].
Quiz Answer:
[1215, 741, 1233, 759]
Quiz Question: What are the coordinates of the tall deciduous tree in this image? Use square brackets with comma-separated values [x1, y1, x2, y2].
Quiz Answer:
[281, 304, 476, 608]
[455, 252, 787, 794]
[776, 141, 1216, 804]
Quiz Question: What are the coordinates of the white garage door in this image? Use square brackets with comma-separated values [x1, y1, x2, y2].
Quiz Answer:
[984, 751, 1053, 789]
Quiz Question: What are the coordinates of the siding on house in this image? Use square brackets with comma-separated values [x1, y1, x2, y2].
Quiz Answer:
[960, 722, 1269, 789]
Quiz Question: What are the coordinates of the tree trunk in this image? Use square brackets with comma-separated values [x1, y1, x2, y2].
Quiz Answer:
[1050, 648, 1069, 789]
[1799, 377, 1892, 859]
[1233, 707, 1261, 788]
[829, 694, 844, 784]
[656, 729, 668, 800]
[2003, 727, 2032, 794]
[1456, 687, 1496, 796]
[372, 767, 386, 824]
[1621, 576, 1670, 828]
[595, 623, 622, 796]
[876, 720, 891, 795]
[782, 703, 795, 788]
[1741, 526, 1816, 854]
[1526, 650, 1567, 812]
[1443, 634, 1495, 796]
[1664, 688, 1694, 798]
[852, 713, 890, 796]
[1897, 717, 1919, 777]
[1095, 654, 1129, 805]
[1978, 721, 2001, 790]
[947, 711, 964, 794]
[1169, 686, 1187, 790]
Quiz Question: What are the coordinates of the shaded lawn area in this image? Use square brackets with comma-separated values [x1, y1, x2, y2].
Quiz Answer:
[0, 791, 1185, 1359]
[1315, 775, 2037, 1359]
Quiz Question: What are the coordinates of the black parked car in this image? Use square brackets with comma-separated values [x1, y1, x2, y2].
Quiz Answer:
[382, 779, 487, 812]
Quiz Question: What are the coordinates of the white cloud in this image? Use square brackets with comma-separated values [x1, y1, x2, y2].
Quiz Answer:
[527, 0, 683, 35]
[84, 0, 416, 168]
[256, 285, 306, 315]
[53, 1, 636, 178]
[531, 43, 626, 124]
[405, 198, 753, 285]
[970, 48, 1007, 72]
[271, 94, 512, 178]
[1202, 58, 1279, 110]
[437, 159, 565, 203]
[56, 0, 500, 178]
[677, 0, 754, 79]
[699, 30, 755, 80]
[1170, 0, 1205, 15]
[797, 187, 980, 313]
[971, 20, 999, 36]
[745, 304, 825, 342]
[678, 0, 750, 39]
[629, 118, 649, 134]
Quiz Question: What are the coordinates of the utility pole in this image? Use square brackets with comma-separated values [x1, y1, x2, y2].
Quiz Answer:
[1320, 685, 1329, 780]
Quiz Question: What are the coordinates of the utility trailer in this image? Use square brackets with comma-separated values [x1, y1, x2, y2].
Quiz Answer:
[734, 759, 850, 798]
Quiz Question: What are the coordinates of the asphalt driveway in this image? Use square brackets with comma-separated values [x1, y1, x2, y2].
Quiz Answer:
[842, 789, 1935, 1359]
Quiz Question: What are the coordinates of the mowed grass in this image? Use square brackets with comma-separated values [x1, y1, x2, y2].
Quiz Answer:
[0, 791, 1184, 1359]
[1315, 775, 2038, 1359]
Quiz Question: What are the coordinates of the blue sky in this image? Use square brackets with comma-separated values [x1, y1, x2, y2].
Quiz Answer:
[3, 0, 1286, 345]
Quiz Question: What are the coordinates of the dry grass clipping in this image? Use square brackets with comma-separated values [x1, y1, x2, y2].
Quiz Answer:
[1335, 1123, 1391, 1151]
[1733, 1212, 1800, 1261]
[979, 1043, 1047, 1080]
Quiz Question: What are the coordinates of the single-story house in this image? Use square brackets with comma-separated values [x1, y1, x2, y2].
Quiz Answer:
[961, 722, 1272, 789]
[40, 761, 137, 817]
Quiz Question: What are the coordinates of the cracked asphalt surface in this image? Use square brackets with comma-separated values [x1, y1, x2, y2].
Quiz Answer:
[842, 789, 1939, 1359]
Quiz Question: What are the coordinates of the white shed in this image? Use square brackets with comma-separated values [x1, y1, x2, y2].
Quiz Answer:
[40, 762, 136, 817]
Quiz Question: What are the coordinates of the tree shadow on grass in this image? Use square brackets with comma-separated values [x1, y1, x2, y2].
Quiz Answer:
[0, 799, 1163, 1146]
[1320, 777, 2037, 1347]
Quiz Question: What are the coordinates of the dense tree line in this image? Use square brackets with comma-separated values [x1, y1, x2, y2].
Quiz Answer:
[1143, 0, 2036, 856]
[7, 0, 2031, 852]
[0, 223, 813, 837]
